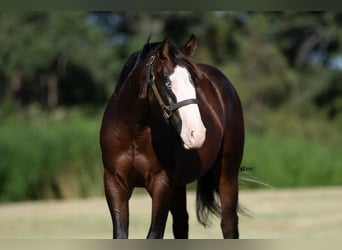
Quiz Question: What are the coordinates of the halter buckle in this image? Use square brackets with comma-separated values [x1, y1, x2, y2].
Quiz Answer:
[146, 55, 155, 66]
[162, 105, 172, 120]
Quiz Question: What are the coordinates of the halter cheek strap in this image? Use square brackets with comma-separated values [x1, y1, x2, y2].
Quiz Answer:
[146, 55, 198, 121]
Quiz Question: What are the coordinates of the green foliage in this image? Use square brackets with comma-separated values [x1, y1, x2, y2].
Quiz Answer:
[0, 110, 103, 201]
[241, 132, 342, 188]
[0, 108, 341, 202]
[0, 12, 120, 107]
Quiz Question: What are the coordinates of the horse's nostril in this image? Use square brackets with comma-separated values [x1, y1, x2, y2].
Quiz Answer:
[189, 129, 205, 145]
[190, 130, 199, 143]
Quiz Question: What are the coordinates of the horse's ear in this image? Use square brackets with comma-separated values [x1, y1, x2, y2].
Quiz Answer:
[181, 34, 197, 57]
[146, 34, 152, 44]
[160, 37, 170, 60]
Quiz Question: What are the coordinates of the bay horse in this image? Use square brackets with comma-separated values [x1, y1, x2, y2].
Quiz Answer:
[100, 34, 244, 239]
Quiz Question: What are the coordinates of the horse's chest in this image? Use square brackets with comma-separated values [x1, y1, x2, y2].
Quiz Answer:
[111, 128, 209, 187]
[132, 140, 160, 169]
[135, 138, 209, 186]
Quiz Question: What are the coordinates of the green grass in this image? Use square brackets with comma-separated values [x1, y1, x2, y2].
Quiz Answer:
[241, 133, 342, 188]
[1, 108, 341, 202]
[0, 110, 103, 201]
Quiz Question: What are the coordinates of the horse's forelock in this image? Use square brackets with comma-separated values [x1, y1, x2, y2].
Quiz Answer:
[115, 41, 201, 96]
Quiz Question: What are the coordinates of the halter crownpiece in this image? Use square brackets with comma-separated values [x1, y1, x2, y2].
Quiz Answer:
[146, 55, 155, 86]
[145, 55, 198, 121]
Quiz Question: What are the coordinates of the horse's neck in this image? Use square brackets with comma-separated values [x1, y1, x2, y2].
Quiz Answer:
[113, 77, 149, 125]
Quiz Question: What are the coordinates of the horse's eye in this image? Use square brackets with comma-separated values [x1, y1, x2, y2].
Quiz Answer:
[165, 78, 172, 89]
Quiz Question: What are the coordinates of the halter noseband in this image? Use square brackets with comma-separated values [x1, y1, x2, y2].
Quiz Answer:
[146, 55, 198, 121]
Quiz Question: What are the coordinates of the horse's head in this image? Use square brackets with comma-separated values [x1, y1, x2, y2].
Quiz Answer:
[145, 34, 206, 149]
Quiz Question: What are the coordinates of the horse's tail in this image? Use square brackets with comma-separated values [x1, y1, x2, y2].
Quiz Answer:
[196, 172, 221, 227]
[196, 171, 252, 227]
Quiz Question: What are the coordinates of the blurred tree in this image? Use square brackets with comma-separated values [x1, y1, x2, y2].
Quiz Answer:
[0, 12, 118, 109]
[0, 11, 341, 120]
[270, 12, 342, 119]
[270, 12, 341, 68]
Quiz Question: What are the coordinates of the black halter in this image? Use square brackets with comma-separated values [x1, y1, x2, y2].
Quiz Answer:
[146, 55, 198, 121]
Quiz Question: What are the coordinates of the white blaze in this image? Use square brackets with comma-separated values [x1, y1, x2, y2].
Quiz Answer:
[169, 66, 206, 149]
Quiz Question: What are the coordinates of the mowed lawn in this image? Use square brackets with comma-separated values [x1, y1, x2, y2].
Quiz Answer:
[0, 187, 342, 239]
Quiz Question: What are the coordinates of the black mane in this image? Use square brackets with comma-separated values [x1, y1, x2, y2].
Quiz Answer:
[114, 42, 162, 96]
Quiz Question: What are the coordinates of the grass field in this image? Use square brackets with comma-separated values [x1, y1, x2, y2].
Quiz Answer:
[0, 186, 341, 239]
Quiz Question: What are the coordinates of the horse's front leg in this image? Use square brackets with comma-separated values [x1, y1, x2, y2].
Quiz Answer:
[146, 171, 173, 239]
[104, 168, 132, 239]
[170, 186, 189, 239]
